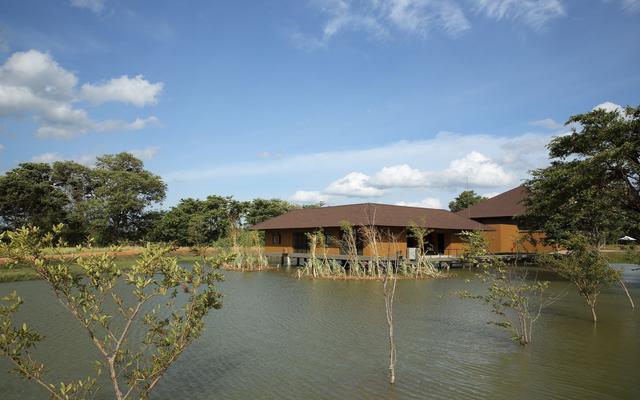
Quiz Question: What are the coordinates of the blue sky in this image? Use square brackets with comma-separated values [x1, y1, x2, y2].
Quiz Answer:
[0, 0, 639, 209]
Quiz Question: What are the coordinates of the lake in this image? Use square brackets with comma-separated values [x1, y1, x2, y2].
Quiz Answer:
[1, 264, 639, 399]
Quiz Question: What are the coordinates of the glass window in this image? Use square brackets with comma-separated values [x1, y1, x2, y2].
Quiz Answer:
[272, 232, 281, 245]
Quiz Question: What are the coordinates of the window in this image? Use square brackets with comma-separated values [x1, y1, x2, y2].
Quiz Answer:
[272, 232, 281, 245]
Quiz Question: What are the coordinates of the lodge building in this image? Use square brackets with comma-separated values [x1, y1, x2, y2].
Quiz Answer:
[251, 186, 552, 260]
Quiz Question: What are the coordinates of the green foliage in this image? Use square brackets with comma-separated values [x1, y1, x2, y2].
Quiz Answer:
[522, 105, 640, 246]
[150, 196, 243, 246]
[0, 226, 226, 399]
[459, 230, 490, 262]
[459, 231, 551, 345]
[0, 153, 166, 246]
[87, 153, 166, 245]
[0, 163, 68, 231]
[448, 190, 487, 212]
[540, 234, 621, 322]
[244, 198, 299, 226]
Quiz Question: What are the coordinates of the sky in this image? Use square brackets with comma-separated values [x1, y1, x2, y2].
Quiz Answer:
[0, 0, 639, 209]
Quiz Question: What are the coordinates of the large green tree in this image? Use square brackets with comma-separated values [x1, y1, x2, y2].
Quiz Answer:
[86, 153, 166, 244]
[0, 163, 68, 231]
[448, 190, 487, 212]
[51, 161, 97, 243]
[522, 105, 640, 246]
[244, 198, 298, 226]
[150, 196, 243, 246]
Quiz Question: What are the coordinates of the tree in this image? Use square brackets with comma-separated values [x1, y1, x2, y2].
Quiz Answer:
[51, 161, 97, 244]
[87, 153, 166, 244]
[522, 105, 640, 246]
[151, 196, 243, 246]
[243, 198, 298, 226]
[0, 225, 227, 399]
[0, 163, 68, 231]
[360, 224, 397, 384]
[458, 231, 553, 345]
[540, 235, 621, 322]
[449, 190, 487, 212]
[0, 153, 167, 245]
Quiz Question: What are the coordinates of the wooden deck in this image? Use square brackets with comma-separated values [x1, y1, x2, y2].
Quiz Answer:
[265, 252, 537, 269]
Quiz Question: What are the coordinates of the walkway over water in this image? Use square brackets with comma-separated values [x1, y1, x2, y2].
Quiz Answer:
[267, 252, 537, 269]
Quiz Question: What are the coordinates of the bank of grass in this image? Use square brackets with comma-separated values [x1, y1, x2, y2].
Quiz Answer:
[602, 251, 639, 264]
[0, 251, 215, 283]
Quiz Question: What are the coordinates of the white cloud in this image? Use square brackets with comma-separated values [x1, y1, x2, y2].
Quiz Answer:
[437, 150, 514, 187]
[295, 0, 582, 48]
[70, 0, 105, 14]
[81, 75, 163, 106]
[31, 152, 95, 165]
[593, 101, 623, 113]
[35, 116, 159, 139]
[0, 143, 4, 152]
[292, 150, 512, 200]
[0, 50, 77, 102]
[294, 0, 470, 49]
[529, 117, 562, 130]
[372, 164, 426, 188]
[291, 190, 332, 203]
[369, 151, 514, 189]
[325, 172, 387, 197]
[0, 50, 162, 139]
[386, 0, 471, 36]
[395, 197, 443, 208]
[32, 152, 62, 163]
[473, 0, 565, 28]
[129, 146, 160, 161]
[621, 0, 640, 12]
[165, 131, 554, 184]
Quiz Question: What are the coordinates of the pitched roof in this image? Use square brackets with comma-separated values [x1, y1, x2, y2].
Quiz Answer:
[456, 186, 528, 219]
[251, 203, 490, 231]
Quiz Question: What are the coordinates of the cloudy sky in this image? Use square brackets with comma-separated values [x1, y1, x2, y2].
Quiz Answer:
[0, 1, 638, 209]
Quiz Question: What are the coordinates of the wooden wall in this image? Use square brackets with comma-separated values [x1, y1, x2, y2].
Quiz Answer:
[480, 223, 555, 253]
[263, 224, 553, 257]
[262, 227, 467, 257]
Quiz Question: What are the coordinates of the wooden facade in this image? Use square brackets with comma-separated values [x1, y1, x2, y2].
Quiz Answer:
[472, 217, 555, 254]
[262, 227, 468, 258]
[458, 186, 555, 254]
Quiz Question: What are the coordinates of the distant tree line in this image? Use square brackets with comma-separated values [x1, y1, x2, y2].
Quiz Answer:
[0, 153, 311, 246]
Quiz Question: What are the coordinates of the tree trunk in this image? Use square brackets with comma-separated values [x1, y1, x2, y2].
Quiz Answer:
[591, 305, 597, 323]
[383, 274, 397, 384]
[388, 318, 396, 384]
[619, 279, 635, 309]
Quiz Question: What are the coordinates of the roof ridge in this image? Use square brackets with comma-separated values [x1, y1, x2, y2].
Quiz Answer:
[302, 202, 449, 212]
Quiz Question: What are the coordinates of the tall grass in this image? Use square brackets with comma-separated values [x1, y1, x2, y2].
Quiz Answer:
[297, 224, 443, 280]
[215, 228, 269, 271]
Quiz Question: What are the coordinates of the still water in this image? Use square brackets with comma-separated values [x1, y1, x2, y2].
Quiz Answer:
[1, 265, 639, 399]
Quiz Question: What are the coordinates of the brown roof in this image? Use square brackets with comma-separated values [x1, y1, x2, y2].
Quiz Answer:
[456, 186, 528, 219]
[251, 203, 490, 231]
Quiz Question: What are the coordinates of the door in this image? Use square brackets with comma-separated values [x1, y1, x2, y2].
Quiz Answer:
[437, 233, 445, 254]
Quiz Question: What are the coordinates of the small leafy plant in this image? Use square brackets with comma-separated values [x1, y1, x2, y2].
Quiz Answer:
[0, 225, 227, 400]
